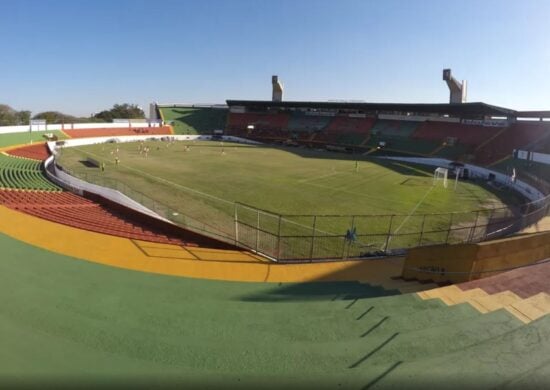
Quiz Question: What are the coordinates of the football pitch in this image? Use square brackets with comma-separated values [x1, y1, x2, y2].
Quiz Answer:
[57, 140, 519, 258]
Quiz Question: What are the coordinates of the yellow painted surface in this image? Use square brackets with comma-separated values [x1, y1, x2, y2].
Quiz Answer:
[0, 142, 34, 153]
[58, 129, 72, 139]
[504, 306, 532, 324]
[418, 285, 488, 305]
[510, 293, 550, 322]
[403, 231, 550, 284]
[417, 284, 550, 324]
[468, 291, 523, 314]
[444, 287, 488, 305]
[0, 205, 406, 284]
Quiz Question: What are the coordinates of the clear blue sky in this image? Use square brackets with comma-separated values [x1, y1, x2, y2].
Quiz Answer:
[1, 0, 550, 116]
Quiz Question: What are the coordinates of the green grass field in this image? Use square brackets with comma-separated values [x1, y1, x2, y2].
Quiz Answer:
[0, 130, 67, 148]
[57, 140, 520, 259]
[159, 106, 227, 134]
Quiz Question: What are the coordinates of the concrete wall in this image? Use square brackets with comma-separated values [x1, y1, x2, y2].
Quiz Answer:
[48, 134, 261, 150]
[380, 156, 546, 202]
[403, 230, 550, 283]
[44, 154, 167, 221]
[44, 134, 261, 224]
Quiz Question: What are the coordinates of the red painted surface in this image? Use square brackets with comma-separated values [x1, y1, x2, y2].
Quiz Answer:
[457, 260, 550, 298]
[0, 189, 235, 248]
[63, 126, 172, 139]
[6, 143, 51, 161]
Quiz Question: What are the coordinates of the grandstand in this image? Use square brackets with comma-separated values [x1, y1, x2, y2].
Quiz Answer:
[0, 75, 549, 388]
[225, 100, 550, 163]
[157, 105, 227, 134]
[0, 110, 549, 387]
[0, 153, 61, 191]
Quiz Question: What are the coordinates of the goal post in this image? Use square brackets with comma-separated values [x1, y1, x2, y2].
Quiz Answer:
[29, 119, 47, 144]
[29, 119, 47, 132]
[433, 167, 449, 188]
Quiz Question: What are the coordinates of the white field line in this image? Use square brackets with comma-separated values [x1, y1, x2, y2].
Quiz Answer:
[302, 181, 418, 208]
[393, 185, 434, 234]
[336, 171, 393, 193]
[382, 185, 435, 250]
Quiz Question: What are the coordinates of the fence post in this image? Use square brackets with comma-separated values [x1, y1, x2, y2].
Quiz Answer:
[255, 208, 260, 253]
[383, 215, 394, 253]
[445, 213, 454, 244]
[468, 211, 480, 242]
[484, 208, 495, 240]
[418, 214, 426, 246]
[276, 215, 282, 261]
[347, 215, 356, 259]
[234, 203, 239, 246]
[309, 215, 317, 262]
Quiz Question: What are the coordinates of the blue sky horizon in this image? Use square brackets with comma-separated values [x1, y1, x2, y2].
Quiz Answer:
[1, 0, 549, 117]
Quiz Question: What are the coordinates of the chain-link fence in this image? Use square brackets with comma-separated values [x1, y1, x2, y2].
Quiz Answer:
[58, 165, 550, 263]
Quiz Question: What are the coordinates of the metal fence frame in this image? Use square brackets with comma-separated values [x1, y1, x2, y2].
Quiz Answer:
[58, 165, 550, 263]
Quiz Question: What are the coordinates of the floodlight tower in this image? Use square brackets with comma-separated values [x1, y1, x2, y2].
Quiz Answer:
[443, 69, 467, 103]
[272, 75, 283, 102]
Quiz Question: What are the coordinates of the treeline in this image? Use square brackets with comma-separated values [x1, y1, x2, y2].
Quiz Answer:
[0, 105, 31, 126]
[0, 103, 145, 126]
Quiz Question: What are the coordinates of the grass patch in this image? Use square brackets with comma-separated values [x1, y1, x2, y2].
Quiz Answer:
[57, 140, 520, 258]
[159, 107, 227, 135]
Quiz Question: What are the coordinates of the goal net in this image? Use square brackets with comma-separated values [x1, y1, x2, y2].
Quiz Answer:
[433, 167, 449, 188]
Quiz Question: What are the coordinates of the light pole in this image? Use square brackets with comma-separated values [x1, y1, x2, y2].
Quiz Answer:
[29, 111, 32, 144]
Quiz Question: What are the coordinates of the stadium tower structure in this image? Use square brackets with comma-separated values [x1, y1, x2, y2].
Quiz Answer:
[272, 75, 283, 102]
[443, 68, 467, 104]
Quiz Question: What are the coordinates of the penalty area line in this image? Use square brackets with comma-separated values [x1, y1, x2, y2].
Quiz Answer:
[382, 185, 435, 250]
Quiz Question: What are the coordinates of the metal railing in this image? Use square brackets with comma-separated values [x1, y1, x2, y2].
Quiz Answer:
[56, 165, 550, 263]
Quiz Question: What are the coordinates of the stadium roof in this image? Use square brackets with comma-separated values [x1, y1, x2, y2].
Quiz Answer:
[226, 100, 550, 118]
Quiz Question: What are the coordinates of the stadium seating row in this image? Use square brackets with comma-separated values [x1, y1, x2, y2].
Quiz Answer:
[0, 153, 61, 191]
[226, 111, 550, 164]
[0, 189, 189, 246]
[475, 122, 550, 165]
[6, 142, 51, 161]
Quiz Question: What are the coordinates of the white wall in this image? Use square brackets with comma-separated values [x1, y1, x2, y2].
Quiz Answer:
[0, 121, 161, 135]
[48, 134, 261, 150]
[44, 134, 261, 223]
[515, 150, 550, 165]
[44, 154, 172, 222]
[378, 114, 460, 123]
[532, 152, 550, 165]
[380, 156, 546, 202]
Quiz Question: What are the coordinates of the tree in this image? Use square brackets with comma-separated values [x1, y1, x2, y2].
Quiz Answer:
[33, 111, 77, 124]
[93, 104, 145, 122]
[0, 104, 30, 126]
[15, 110, 31, 125]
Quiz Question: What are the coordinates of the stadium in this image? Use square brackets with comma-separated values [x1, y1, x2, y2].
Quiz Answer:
[1, 66, 550, 389]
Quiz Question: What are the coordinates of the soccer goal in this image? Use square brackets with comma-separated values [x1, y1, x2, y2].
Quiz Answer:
[30, 119, 47, 132]
[433, 167, 449, 188]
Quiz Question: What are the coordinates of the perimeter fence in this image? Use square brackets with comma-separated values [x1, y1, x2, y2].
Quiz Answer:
[57, 167, 550, 263]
